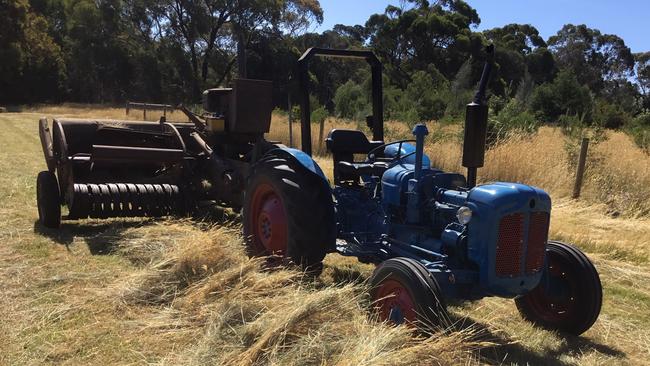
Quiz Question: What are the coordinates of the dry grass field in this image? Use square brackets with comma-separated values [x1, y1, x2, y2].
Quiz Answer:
[1, 106, 650, 365]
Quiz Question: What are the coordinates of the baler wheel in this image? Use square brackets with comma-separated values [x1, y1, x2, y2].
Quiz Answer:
[36, 171, 61, 228]
[515, 241, 602, 335]
[370, 258, 448, 328]
[243, 154, 336, 273]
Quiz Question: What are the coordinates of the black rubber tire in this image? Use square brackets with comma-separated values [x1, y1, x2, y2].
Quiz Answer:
[36, 171, 61, 228]
[242, 154, 336, 272]
[369, 257, 449, 328]
[515, 241, 602, 335]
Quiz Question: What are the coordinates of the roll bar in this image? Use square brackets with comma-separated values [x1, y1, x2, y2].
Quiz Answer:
[297, 48, 384, 156]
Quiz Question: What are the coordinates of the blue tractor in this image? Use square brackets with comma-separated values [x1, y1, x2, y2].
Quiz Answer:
[241, 47, 602, 335]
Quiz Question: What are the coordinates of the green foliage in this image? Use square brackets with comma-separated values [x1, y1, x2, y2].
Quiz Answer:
[0, 0, 65, 103]
[593, 100, 632, 129]
[310, 106, 328, 125]
[627, 113, 650, 152]
[633, 113, 650, 128]
[365, 0, 482, 88]
[531, 70, 593, 123]
[333, 80, 369, 120]
[334, 69, 448, 126]
[487, 100, 538, 144]
[548, 24, 635, 96]
[559, 113, 607, 171]
[405, 70, 448, 121]
[635, 52, 650, 111]
[446, 60, 475, 117]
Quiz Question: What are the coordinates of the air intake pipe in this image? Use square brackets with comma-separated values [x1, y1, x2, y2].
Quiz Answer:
[462, 45, 495, 188]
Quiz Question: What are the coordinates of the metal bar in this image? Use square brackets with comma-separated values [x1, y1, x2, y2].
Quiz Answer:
[467, 168, 477, 189]
[371, 62, 384, 141]
[296, 47, 383, 156]
[126, 102, 175, 110]
[91, 145, 185, 163]
[298, 47, 379, 62]
[572, 138, 590, 199]
[299, 63, 312, 155]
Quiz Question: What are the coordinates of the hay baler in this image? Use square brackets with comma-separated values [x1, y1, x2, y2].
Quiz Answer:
[36, 79, 282, 227]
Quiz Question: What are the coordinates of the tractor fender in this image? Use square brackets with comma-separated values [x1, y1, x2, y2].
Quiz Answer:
[264, 147, 330, 186]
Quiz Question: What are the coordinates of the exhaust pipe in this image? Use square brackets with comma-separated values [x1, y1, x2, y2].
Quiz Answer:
[462, 45, 495, 189]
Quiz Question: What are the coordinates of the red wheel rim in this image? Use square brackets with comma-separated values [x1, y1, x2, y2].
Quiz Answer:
[375, 279, 417, 324]
[249, 183, 288, 255]
[524, 254, 578, 323]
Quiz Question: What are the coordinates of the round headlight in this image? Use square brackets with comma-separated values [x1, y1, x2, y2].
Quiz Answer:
[457, 206, 472, 225]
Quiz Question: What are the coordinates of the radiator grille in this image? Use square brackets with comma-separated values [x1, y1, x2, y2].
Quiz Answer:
[526, 212, 550, 274]
[495, 213, 524, 277]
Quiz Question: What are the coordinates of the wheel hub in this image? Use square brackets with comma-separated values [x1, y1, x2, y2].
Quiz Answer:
[526, 258, 577, 322]
[375, 279, 416, 324]
[251, 184, 288, 255]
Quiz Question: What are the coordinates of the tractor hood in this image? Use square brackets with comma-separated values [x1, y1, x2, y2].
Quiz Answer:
[467, 182, 551, 213]
[460, 182, 552, 297]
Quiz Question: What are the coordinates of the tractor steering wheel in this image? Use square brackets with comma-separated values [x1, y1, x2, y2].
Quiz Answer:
[366, 139, 417, 164]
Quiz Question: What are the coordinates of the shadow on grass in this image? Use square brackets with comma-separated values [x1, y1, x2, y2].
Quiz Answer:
[328, 265, 367, 286]
[448, 311, 626, 365]
[33, 219, 151, 254]
[32, 203, 237, 255]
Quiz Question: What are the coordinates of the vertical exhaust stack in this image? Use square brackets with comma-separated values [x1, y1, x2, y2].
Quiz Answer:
[463, 45, 495, 188]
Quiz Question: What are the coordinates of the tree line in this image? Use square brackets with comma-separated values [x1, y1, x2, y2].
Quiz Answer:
[1, 0, 649, 142]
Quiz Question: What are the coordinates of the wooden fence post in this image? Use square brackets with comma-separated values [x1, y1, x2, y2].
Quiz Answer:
[143, 103, 147, 121]
[572, 138, 590, 199]
[126, 101, 130, 116]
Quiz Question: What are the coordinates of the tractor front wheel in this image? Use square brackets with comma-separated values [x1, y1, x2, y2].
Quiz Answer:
[515, 241, 602, 335]
[37, 171, 61, 228]
[369, 257, 448, 328]
[242, 154, 335, 273]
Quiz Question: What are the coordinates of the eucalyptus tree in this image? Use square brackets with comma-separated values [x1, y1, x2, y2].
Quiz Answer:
[140, 0, 322, 98]
[365, 0, 483, 88]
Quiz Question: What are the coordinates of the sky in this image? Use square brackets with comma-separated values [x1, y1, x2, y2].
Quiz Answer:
[313, 0, 649, 53]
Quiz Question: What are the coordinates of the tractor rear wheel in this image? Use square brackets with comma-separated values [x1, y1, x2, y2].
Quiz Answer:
[369, 257, 448, 328]
[242, 154, 335, 273]
[37, 171, 61, 228]
[515, 241, 602, 335]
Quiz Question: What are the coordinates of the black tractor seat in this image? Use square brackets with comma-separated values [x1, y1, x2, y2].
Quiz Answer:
[326, 129, 385, 184]
[337, 161, 389, 179]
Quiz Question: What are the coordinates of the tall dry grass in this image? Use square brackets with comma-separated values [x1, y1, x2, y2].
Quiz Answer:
[269, 116, 650, 218]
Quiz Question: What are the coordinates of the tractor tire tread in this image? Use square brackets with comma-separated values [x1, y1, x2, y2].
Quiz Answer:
[515, 241, 602, 335]
[370, 257, 448, 328]
[36, 171, 61, 228]
[243, 154, 336, 272]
